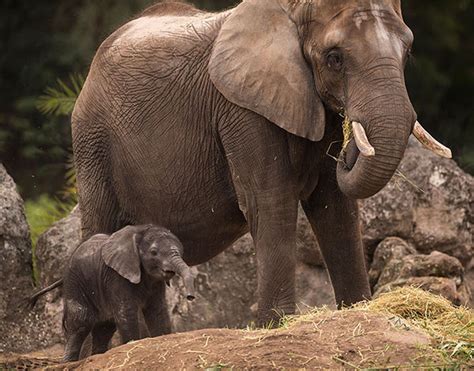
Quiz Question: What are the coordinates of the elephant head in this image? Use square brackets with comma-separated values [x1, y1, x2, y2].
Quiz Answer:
[209, 0, 451, 199]
[102, 225, 196, 300]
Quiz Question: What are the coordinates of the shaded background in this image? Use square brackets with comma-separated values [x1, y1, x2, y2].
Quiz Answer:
[1, 0, 473, 201]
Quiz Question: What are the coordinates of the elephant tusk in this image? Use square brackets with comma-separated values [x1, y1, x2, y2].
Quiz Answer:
[352, 121, 375, 157]
[412, 121, 452, 159]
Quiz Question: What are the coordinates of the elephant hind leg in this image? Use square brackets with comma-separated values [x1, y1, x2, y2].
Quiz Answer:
[73, 121, 124, 240]
[62, 302, 94, 362]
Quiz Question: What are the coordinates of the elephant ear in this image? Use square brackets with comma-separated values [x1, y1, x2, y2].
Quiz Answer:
[101, 226, 143, 284]
[209, 0, 325, 142]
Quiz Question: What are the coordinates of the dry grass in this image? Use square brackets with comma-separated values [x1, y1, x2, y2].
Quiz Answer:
[360, 287, 474, 365]
[342, 115, 353, 152]
[280, 287, 473, 367]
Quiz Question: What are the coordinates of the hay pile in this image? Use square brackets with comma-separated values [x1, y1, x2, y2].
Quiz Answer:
[282, 287, 473, 367]
[362, 287, 473, 365]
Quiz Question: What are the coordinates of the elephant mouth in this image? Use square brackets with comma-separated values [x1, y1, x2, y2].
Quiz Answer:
[340, 119, 452, 171]
[341, 139, 360, 171]
[336, 118, 452, 200]
[162, 270, 176, 280]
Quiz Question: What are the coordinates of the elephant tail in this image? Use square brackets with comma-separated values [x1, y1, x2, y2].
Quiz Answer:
[21, 279, 64, 310]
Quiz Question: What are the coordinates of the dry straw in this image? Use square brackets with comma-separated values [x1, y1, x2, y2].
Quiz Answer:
[279, 287, 473, 367]
[360, 287, 473, 364]
[342, 116, 353, 153]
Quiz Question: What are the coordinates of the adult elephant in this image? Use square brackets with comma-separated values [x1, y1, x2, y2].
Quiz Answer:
[72, 0, 451, 324]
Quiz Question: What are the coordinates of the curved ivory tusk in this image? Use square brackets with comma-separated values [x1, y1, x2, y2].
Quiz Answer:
[412, 121, 452, 159]
[352, 121, 375, 157]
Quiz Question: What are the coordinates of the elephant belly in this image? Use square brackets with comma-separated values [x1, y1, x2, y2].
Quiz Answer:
[111, 131, 249, 266]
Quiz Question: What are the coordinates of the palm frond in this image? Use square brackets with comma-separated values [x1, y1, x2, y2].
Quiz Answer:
[36, 74, 85, 116]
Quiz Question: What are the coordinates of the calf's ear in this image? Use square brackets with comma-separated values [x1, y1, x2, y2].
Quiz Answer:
[101, 226, 144, 284]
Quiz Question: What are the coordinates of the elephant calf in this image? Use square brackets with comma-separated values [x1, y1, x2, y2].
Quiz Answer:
[57, 225, 195, 362]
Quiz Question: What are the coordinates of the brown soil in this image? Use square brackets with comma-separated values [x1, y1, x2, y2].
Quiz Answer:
[1, 310, 442, 370]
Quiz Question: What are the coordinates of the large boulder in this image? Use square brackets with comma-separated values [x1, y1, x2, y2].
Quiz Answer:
[0, 164, 32, 316]
[370, 238, 470, 306]
[0, 165, 57, 352]
[368, 237, 417, 288]
[360, 139, 473, 267]
[31, 206, 82, 341]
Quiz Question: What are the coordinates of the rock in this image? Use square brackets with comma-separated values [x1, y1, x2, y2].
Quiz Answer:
[35, 206, 81, 296]
[369, 237, 417, 288]
[0, 164, 33, 318]
[29, 206, 82, 342]
[371, 243, 470, 305]
[0, 165, 59, 353]
[376, 277, 470, 307]
[296, 207, 323, 267]
[295, 263, 334, 311]
[465, 269, 474, 308]
[361, 139, 473, 267]
[167, 234, 258, 331]
[375, 251, 465, 291]
[10, 140, 473, 352]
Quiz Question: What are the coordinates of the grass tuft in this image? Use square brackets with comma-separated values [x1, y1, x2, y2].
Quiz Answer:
[359, 287, 474, 365]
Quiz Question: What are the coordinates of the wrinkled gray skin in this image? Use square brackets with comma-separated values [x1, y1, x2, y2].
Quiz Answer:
[62, 225, 195, 362]
[73, 0, 416, 325]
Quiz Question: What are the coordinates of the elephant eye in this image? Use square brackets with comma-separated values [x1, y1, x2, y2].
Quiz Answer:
[326, 50, 343, 71]
[150, 249, 158, 256]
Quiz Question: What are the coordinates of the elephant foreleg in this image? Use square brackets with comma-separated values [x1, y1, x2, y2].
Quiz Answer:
[219, 112, 299, 326]
[250, 191, 298, 326]
[143, 282, 171, 337]
[63, 325, 92, 362]
[115, 305, 141, 344]
[91, 322, 116, 355]
[302, 162, 371, 308]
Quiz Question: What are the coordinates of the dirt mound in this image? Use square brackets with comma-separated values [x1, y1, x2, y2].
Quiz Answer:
[56, 312, 431, 370]
[2, 288, 471, 370]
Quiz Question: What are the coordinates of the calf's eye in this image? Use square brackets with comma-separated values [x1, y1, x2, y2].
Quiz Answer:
[150, 250, 158, 256]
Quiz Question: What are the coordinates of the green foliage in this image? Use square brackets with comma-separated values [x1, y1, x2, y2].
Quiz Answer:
[36, 75, 81, 201]
[36, 74, 84, 116]
[25, 194, 76, 283]
[25, 195, 75, 246]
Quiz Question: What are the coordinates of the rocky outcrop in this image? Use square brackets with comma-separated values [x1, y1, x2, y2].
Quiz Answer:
[0, 164, 33, 317]
[35, 206, 81, 289]
[368, 237, 417, 288]
[0, 165, 58, 352]
[370, 239, 470, 305]
[360, 139, 473, 267]
[361, 140, 473, 306]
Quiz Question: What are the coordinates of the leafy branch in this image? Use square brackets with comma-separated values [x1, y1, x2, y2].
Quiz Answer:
[36, 74, 84, 116]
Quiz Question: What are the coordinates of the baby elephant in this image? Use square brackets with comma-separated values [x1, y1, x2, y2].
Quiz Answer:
[61, 225, 195, 362]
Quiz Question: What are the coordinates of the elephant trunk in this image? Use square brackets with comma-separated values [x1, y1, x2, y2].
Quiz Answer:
[336, 69, 415, 199]
[170, 255, 196, 301]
